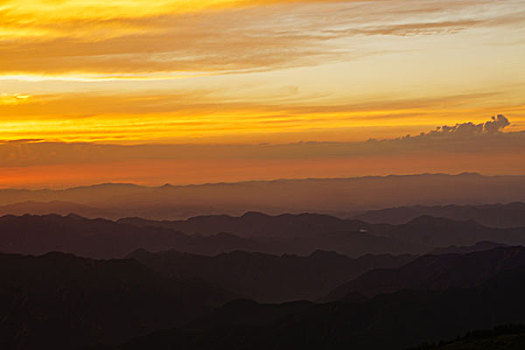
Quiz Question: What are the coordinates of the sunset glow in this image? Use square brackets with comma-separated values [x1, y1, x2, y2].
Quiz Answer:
[1, 0, 524, 186]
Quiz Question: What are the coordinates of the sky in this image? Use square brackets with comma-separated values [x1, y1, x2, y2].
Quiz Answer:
[1, 0, 524, 188]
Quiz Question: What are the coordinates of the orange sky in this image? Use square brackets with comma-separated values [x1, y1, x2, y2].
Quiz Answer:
[1, 151, 524, 189]
[1, 0, 524, 187]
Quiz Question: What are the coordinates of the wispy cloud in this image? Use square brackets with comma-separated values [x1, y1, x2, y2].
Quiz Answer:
[1, 0, 523, 76]
[1, 89, 521, 143]
[1, 0, 524, 158]
[1, 115, 523, 167]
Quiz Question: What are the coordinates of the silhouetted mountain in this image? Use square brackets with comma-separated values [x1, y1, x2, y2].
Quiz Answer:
[122, 213, 525, 253]
[430, 241, 508, 255]
[0, 214, 259, 258]
[127, 249, 414, 303]
[1, 174, 524, 220]
[0, 200, 114, 218]
[3, 213, 525, 259]
[119, 212, 387, 238]
[0, 252, 235, 349]
[0, 213, 427, 258]
[355, 202, 525, 228]
[385, 216, 525, 247]
[324, 246, 525, 301]
[3, 216, 525, 349]
[116, 263, 525, 350]
[122, 213, 525, 249]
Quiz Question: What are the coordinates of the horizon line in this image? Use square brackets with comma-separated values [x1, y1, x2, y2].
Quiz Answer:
[2, 171, 523, 192]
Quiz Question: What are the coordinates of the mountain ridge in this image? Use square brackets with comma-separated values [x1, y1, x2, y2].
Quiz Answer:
[1, 173, 524, 220]
[324, 246, 525, 301]
[126, 248, 415, 303]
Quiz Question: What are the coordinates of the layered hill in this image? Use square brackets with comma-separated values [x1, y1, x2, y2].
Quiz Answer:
[1, 173, 524, 220]
[119, 211, 389, 238]
[0, 252, 235, 349]
[127, 249, 414, 303]
[122, 213, 525, 249]
[2, 213, 525, 258]
[355, 202, 525, 228]
[325, 246, 525, 301]
[116, 248, 525, 350]
[0, 214, 258, 258]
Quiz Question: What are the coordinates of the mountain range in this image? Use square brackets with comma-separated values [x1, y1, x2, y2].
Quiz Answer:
[324, 246, 525, 301]
[115, 246, 525, 350]
[2, 189, 525, 349]
[3, 245, 525, 349]
[355, 202, 525, 228]
[0, 214, 259, 258]
[127, 249, 414, 303]
[1, 173, 524, 220]
[0, 251, 235, 349]
[2, 212, 525, 259]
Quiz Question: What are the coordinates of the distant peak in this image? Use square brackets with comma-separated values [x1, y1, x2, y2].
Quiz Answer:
[406, 215, 480, 227]
[125, 248, 156, 259]
[310, 250, 344, 258]
[93, 182, 137, 187]
[406, 215, 449, 224]
[241, 211, 270, 218]
[69, 182, 143, 190]
[66, 213, 85, 219]
[457, 172, 482, 177]
[40, 251, 78, 260]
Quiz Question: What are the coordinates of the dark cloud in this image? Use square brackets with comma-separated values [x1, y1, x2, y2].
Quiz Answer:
[424, 114, 510, 136]
[484, 114, 511, 134]
[361, 115, 523, 155]
[367, 115, 513, 144]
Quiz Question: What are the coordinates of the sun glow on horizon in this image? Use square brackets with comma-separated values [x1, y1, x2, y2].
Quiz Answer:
[1, 0, 524, 186]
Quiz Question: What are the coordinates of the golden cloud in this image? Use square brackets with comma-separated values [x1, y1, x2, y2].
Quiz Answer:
[1, 0, 522, 76]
